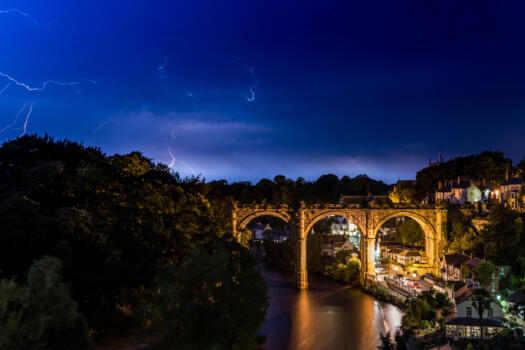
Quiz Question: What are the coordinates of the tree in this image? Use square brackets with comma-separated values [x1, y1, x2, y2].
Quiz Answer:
[0, 135, 225, 334]
[152, 237, 269, 350]
[480, 205, 523, 262]
[471, 288, 492, 341]
[473, 261, 496, 289]
[0, 257, 91, 350]
[335, 250, 352, 264]
[395, 218, 425, 247]
[447, 221, 478, 255]
[389, 181, 417, 204]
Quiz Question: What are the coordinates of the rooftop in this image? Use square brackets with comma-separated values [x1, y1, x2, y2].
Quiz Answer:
[502, 176, 523, 186]
[446, 317, 504, 327]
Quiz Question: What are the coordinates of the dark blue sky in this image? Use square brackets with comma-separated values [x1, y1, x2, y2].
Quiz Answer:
[1, 1, 524, 183]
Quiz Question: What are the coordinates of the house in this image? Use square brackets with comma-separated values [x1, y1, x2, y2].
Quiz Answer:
[378, 240, 402, 261]
[390, 247, 426, 265]
[322, 235, 356, 257]
[435, 183, 452, 202]
[441, 254, 472, 281]
[249, 223, 290, 242]
[249, 223, 268, 240]
[451, 179, 480, 204]
[436, 178, 482, 204]
[445, 283, 504, 339]
[499, 175, 523, 210]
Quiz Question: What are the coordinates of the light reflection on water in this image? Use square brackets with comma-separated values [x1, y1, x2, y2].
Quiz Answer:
[258, 266, 403, 350]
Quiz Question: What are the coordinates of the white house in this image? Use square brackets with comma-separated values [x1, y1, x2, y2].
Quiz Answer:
[499, 176, 523, 210]
[446, 283, 504, 339]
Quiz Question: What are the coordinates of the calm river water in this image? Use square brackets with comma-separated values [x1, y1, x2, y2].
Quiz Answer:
[257, 266, 403, 350]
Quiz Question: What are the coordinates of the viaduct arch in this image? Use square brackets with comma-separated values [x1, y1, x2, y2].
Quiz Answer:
[233, 202, 447, 289]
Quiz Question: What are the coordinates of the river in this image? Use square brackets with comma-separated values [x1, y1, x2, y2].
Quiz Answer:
[257, 266, 403, 350]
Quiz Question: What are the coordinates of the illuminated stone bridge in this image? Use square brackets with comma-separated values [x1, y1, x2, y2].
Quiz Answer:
[232, 202, 447, 289]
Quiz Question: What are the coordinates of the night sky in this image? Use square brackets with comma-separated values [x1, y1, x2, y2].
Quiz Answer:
[1, 1, 524, 183]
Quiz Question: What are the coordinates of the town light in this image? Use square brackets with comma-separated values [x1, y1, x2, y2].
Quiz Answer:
[497, 294, 501, 300]
[412, 273, 416, 279]
[394, 266, 398, 271]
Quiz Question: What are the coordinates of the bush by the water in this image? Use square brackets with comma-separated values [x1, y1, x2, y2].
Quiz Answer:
[363, 285, 405, 309]
[324, 258, 361, 284]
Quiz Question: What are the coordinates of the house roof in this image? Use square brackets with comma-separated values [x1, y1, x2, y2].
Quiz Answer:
[451, 181, 472, 189]
[464, 258, 483, 269]
[340, 196, 370, 205]
[444, 253, 471, 267]
[372, 196, 393, 205]
[445, 317, 504, 327]
[436, 185, 452, 193]
[501, 177, 523, 186]
[401, 250, 424, 257]
[455, 285, 502, 306]
[506, 289, 524, 304]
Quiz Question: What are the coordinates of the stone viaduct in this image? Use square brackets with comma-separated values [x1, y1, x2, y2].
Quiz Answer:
[232, 202, 448, 289]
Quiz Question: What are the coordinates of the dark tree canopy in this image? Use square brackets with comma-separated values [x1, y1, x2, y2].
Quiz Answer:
[0, 135, 248, 337]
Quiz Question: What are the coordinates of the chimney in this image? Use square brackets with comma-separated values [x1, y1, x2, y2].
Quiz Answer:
[457, 176, 461, 184]
[506, 171, 509, 181]
[438, 181, 442, 189]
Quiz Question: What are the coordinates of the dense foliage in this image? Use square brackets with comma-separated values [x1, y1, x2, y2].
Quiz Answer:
[401, 289, 452, 332]
[0, 257, 91, 350]
[207, 173, 390, 204]
[394, 218, 425, 247]
[0, 136, 268, 348]
[151, 238, 268, 350]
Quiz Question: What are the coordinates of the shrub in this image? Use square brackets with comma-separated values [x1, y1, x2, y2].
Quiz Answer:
[0, 257, 92, 350]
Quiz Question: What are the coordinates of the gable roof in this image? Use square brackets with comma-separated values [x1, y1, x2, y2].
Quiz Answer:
[451, 181, 472, 189]
[501, 176, 523, 186]
[506, 289, 524, 304]
[444, 253, 471, 267]
[436, 185, 452, 193]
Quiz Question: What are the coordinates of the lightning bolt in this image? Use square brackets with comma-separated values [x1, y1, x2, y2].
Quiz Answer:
[157, 56, 168, 79]
[167, 130, 196, 176]
[0, 103, 29, 133]
[19, 103, 33, 137]
[244, 65, 259, 102]
[0, 82, 11, 95]
[167, 146, 176, 168]
[0, 9, 44, 26]
[0, 72, 96, 93]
